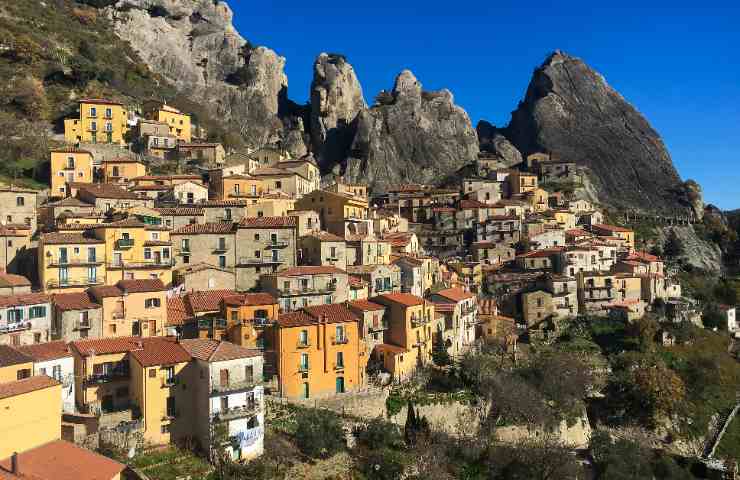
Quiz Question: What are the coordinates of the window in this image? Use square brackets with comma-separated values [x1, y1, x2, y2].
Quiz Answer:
[90, 107, 97, 117]
[300, 353, 309, 370]
[183, 255, 190, 264]
[162, 249, 170, 259]
[254, 233, 260, 241]
[218, 256, 226, 268]
[105, 107, 112, 118]
[29, 306, 46, 319]
[299, 330, 308, 346]
[336, 352, 344, 368]
[275, 181, 282, 189]
[33, 333, 41, 343]
[181, 239, 190, 252]
[166, 396, 176, 417]
[15, 197, 24, 207]
[145, 298, 161, 308]
[144, 248, 152, 260]
[17, 369, 31, 380]
[163, 366, 175, 384]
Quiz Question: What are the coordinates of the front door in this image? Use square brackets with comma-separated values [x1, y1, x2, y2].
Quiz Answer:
[336, 377, 345, 394]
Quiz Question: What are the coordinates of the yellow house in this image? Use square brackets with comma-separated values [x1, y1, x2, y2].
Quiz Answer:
[0, 375, 61, 459]
[49, 148, 94, 198]
[508, 171, 538, 195]
[128, 337, 191, 445]
[245, 195, 296, 218]
[222, 174, 264, 201]
[447, 261, 483, 294]
[89, 279, 168, 338]
[295, 189, 369, 237]
[38, 232, 106, 293]
[93, 218, 172, 285]
[222, 292, 279, 350]
[143, 101, 192, 143]
[64, 99, 129, 145]
[101, 157, 147, 184]
[592, 224, 635, 250]
[0, 344, 34, 382]
[273, 304, 362, 399]
[370, 293, 435, 380]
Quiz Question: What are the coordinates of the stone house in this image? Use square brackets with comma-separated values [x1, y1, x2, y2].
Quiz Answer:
[577, 272, 617, 315]
[299, 231, 347, 270]
[202, 200, 249, 223]
[171, 222, 238, 271]
[76, 183, 154, 212]
[428, 288, 478, 357]
[346, 264, 401, 297]
[0, 226, 32, 275]
[545, 275, 578, 319]
[530, 229, 566, 249]
[173, 263, 236, 292]
[521, 290, 554, 327]
[347, 299, 388, 361]
[471, 242, 516, 266]
[0, 273, 31, 296]
[260, 266, 349, 312]
[234, 216, 298, 291]
[173, 181, 209, 205]
[289, 210, 322, 236]
[0, 187, 38, 233]
[155, 206, 206, 229]
[51, 291, 103, 342]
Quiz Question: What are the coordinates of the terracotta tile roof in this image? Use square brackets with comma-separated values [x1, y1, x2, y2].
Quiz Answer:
[167, 296, 192, 326]
[222, 292, 277, 307]
[250, 166, 294, 177]
[45, 197, 95, 208]
[238, 216, 297, 228]
[101, 156, 143, 164]
[0, 375, 60, 400]
[0, 345, 32, 367]
[0, 273, 31, 288]
[276, 303, 359, 327]
[143, 240, 172, 246]
[88, 285, 123, 299]
[78, 183, 141, 200]
[372, 292, 425, 307]
[17, 341, 72, 362]
[174, 262, 231, 275]
[118, 279, 166, 293]
[0, 439, 126, 480]
[0, 226, 31, 237]
[566, 228, 591, 236]
[103, 218, 147, 228]
[346, 264, 398, 275]
[303, 231, 345, 242]
[70, 336, 144, 356]
[52, 292, 100, 311]
[626, 251, 660, 263]
[129, 337, 191, 367]
[348, 299, 386, 312]
[203, 199, 248, 207]
[373, 343, 408, 354]
[460, 199, 490, 209]
[179, 142, 222, 148]
[171, 222, 236, 234]
[433, 302, 455, 312]
[592, 224, 633, 233]
[130, 184, 171, 191]
[40, 232, 103, 245]
[517, 248, 563, 259]
[179, 339, 261, 362]
[434, 287, 475, 303]
[187, 289, 238, 313]
[275, 266, 346, 277]
[50, 147, 92, 154]
[156, 207, 205, 216]
[0, 292, 50, 308]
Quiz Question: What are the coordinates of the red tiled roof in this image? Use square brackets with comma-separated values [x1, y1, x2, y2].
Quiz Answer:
[275, 266, 346, 277]
[250, 166, 294, 177]
[171, 222, 236, 235]
[79, 98, 123, 105]
[156, 207, 205, 216]
[0, 292, 50, 308]
[70, 336, 145, 356]
[372, 292, 425, 307]
[167, 296, 192, 326]
[50, 147, 92, 154]
[0, 273, 31, 288]
[276, 303, 359, 327]
[517, 248, 562, 259]
[129, 337, 191, 367]
[303, 231, 344, 242]
[143, 240, 172, 247]
[434, 287, 475, 303]
[238, 216, 297, 228]
[117, 279, 166, 293]
[222, 292, 277, 307]
[187, 289, 238, 313]
[0, 439, 126, 480]
[460, 199, 489, 209]
[0, 376, 60, 400]
[348, 275, 367, 288]
[348, 299, 385, 312]
[130, 184, 171, 191]
[52, 292, 100, 311]
[40, 232, 103, 245]
[88, 285, 123, 299]
[592, 224, 633, 233]
[373, 343, 409, 354]
[101, 156, 143, 164]
[78, 183, 141, 200]
[179, 339, 261, 362]
[17, 341, 72, 362]
[625, 251, 660, 263]
[0, 345, 32, 367]
[203, 199, 248, 207]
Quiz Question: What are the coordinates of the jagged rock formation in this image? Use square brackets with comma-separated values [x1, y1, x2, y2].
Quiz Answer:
[343, 70, 479, 191]
[106, 0, 306, 154]
[505, 50, 686, 213]
[310, 53, 366, 170]
[477, 120, 523, 167]
[655, 226, 723, 273]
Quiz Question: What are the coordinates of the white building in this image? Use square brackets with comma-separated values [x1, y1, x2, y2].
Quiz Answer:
[0, 293, 52, 346]
[428, 287, 478, 356]
[17, 340, 75, 413]
[721, 305, 738, 335]
[174, 181, 209, 205]
[181, 339, 265, 461]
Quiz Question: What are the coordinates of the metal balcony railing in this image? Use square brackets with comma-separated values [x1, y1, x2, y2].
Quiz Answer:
[198, 318, 227, 330]
[296, 341, 311, 349]
[298, 364, 309, 372]
[331, 335, 349, 345]
[210, 378, 259, 395]
[237, 257, 282, 265]
[46, 278, 103, 289]
[0, 321, 32, 333]
[116, 238, 134, 249]
[161, 377, 178, 388]
[265, 240, 289, 249]
[212, 403, 259, 422]
[368, 321, 389, 332]
[83, 370, 130, 387]
[47, 257, 102, 267]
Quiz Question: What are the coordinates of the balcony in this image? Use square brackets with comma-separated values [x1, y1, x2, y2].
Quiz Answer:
[265, 240, 289, 249]
[278, 284, 337, 296]
[213, 403, 259, 422]
[83, 370, 130, 387]
[331, 336, 349, 345]
[161, 377, 178, 388]
[116, 238, 134, 249]
[161, 410, 178, 421]
[46, 278, 103, 289]
[298, 364, 310, 372]
[250, 317, 271, 328]
[0, 321, 32, 334]
[237, 257, 283, 266]
[74, 321, 92, 331]
[213, 244, 229, 253]
[333, 363, 345, 371]
[368, 321, 389, 332]
[211, 378, 259, 395]
[107, 259, 175, 269]
[47, 257, 103, 267]
[198, 318, 227, 330]
[296, 341, 311, 349]
[410, 317, 431, 328]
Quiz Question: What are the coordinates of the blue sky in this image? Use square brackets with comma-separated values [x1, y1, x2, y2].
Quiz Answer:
[232, 1, 740, 209]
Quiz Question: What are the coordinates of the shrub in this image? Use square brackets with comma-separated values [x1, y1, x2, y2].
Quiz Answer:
[354, 417, 403, 450]
[293, 408, 345, 458]
[358, 448, 406, 480]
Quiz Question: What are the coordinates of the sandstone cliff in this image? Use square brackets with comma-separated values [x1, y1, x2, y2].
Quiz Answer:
[343, 70, 479, 191]
[106, 0, 306, 154]
[505, 51, 690, 213]
[310, 53, 366, 170]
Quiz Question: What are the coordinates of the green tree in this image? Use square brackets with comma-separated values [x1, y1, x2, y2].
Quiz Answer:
[663, 230, 683, 258]
[432, 333, 451, 366]
[293, 408, 345, 458]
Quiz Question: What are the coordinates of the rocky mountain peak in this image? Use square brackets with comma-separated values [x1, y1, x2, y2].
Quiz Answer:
[505, 50, 689, 214]
[392, 69, 422, 99]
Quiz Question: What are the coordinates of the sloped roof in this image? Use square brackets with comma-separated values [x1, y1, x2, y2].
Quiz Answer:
[40, 232, 103, 245]
[348, 299, 386, 312]
[171, 222, 236, 234]
[52, 292, 100, 311]
[179, 339, 261, 362]
[274, 266, 346, 277]
[372, 292, 425, 307]
[0, 273, 31, 288]
[238, 216, 297, 228]
[0, 292, 50, 308]
[434, 287, 475, 303]
[0, 376, 60, 401]
[0, 345, 32, 367]
[129, 338, 191, 367]
[222, 292, 277, 307]
[17, 341, 72, 362]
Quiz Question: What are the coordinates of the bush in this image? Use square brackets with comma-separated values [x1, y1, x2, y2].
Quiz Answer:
[358, 448, 406, 480]
[354, 417, 403, 450]
[293, 408, 345, 458]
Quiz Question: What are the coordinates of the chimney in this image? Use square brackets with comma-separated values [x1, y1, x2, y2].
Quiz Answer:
[10, 452, 17, 474]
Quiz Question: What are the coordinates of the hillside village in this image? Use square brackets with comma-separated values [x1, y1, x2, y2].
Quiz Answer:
[0, 94, 738, 480]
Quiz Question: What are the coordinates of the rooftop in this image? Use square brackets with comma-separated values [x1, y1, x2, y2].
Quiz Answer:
[0, 376, 60, 401]
[17, 341, 72, 362]
[238, 216, 297, 228]
[372, 292, 425, 307]
[180, 339, 261, 362]
[0, 345, 32, 368]
[434, 287, 475, 303]
[0, 292, 50, 308]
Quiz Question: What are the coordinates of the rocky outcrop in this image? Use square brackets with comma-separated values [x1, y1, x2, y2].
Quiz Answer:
[505, 51, 686, 213]
[477, 120, 523, 167]
[655, 225, 723, 273]
[310, 53, 366, 170]
[106, 0, 305, 154]
[343, 70, 479, 191]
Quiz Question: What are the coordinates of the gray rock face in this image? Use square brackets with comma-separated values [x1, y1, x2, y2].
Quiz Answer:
[655, 226, 722, 273]
[477, 120, 523, 167]
[505, 51, 686, 213]
[344, 70, 479, 191]
[107, 0, 305, 153]
[310, 53, 366, 169]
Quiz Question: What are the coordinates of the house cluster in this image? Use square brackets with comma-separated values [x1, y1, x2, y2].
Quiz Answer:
[0, 99, 714, 475]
